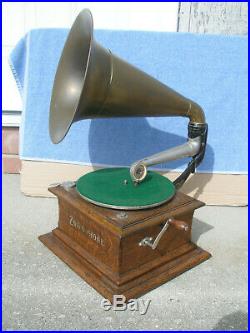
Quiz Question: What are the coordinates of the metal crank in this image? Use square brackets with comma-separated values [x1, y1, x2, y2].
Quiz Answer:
[139, 218, 189, 250]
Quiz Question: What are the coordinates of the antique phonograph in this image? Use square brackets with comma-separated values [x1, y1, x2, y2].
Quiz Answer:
[39, 9, 211, 301]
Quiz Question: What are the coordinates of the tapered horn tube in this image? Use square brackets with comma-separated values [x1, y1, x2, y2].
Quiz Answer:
[49, 9, 206, 144]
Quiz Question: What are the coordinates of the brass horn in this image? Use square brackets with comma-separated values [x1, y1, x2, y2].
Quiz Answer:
[49, 9, 208, 188]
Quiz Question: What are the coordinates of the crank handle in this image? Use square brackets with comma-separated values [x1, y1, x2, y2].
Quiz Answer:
[139, 218, 189, 250]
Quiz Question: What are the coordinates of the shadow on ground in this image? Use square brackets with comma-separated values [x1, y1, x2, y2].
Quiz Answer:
[191, 218, 214, 243]
[212, 311, 248, 331]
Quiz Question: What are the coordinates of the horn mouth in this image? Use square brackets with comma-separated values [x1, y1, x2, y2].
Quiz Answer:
[49, 9, 93, 144]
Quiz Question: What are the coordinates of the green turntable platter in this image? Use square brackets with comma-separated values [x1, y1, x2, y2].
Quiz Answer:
[76, 168, 175, 210]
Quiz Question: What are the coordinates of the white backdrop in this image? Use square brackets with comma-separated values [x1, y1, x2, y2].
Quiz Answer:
[2, 2, 179, 118]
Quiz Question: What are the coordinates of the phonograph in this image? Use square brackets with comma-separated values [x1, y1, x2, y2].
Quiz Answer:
[39, 9, 211, 301]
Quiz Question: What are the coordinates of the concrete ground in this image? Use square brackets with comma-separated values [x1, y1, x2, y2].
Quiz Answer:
[3, 174, 248, 331]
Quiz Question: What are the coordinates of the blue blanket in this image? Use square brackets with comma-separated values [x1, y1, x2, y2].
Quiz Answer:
[10, 29, 248, 173]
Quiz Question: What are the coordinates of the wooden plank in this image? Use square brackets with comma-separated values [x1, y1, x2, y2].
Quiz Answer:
[178, 2, 248, 35]
[177, 2, 192, 32]
[20, 160, 247, 206]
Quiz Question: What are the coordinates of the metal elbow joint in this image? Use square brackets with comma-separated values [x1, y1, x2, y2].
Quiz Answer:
[187, 102, 206, 125]
[130, 101, 208, 188]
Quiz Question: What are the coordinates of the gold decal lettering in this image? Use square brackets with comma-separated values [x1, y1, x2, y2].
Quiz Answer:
[68, 216, 104, 246]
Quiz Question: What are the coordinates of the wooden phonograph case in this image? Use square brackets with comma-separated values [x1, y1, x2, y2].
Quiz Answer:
[39, 9, 211, 302]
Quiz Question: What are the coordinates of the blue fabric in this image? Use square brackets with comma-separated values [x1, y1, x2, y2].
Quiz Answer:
[10, 28, 248, 173]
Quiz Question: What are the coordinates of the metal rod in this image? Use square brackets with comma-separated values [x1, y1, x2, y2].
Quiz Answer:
[130, 136, 201, 183]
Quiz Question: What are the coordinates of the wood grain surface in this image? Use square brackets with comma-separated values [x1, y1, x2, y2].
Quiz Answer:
[39, 186, 211, 301]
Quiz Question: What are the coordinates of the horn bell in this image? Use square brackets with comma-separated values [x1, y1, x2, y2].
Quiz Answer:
[49, 9, 205, 144]
[49, 9, 111, 144]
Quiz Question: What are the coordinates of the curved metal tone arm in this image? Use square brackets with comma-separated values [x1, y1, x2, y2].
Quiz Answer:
[130, 122, 208, 188]
[130, 137, 201, 183]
